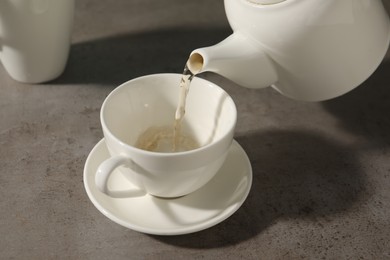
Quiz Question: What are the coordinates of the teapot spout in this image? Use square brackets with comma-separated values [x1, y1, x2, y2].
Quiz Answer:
[188, 33, 278, 89]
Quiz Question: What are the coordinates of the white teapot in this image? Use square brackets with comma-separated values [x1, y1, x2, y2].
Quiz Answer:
[188, 0, 390, 101]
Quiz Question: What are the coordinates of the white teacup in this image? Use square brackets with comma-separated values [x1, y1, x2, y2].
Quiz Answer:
[0, 0, 74, 83]
[96, 73, 237, 198]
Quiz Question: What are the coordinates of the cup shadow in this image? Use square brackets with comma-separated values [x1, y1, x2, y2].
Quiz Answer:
[53, 28, 232, 86]
[322, 59, 390, 148]
[151, 129, 366, 248]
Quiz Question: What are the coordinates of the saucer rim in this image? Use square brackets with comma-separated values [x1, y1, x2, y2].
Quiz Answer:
[83, 138, 252, 235]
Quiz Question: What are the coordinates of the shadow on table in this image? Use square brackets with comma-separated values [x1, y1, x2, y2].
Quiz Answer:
[53, 27, 231, 86]
[322, 60, 390, 148]
[152, 129, 366, 248]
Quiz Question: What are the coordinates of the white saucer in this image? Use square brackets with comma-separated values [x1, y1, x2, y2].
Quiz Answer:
[83, 138, 252, 235]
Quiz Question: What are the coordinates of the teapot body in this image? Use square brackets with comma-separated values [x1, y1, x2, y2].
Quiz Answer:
[202, 0, 390, 101]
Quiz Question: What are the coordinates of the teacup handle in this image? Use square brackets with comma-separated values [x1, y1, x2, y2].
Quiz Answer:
[95, 155, 143, 196]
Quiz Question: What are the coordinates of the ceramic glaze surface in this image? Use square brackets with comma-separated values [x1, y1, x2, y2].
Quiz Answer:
[0, 0, 74, 83]
[191, 0, 390, 101]
[85, 139, 252, 235]
[247, 0, 286, 4]
[96, 74, 237, 198]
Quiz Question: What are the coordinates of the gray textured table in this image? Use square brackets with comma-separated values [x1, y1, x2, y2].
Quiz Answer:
[1, 1, 390, 259]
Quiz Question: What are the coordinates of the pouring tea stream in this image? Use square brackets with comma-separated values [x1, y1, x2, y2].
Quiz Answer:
[188, 0, 390, 101]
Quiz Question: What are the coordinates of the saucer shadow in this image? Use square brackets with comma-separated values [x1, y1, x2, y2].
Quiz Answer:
[152, 129, 365, 248]
[54, 28, 231, 86]
[322, 60, 390, 148]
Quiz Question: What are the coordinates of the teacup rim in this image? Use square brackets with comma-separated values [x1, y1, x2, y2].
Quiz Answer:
[100, 73, 237, 157]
